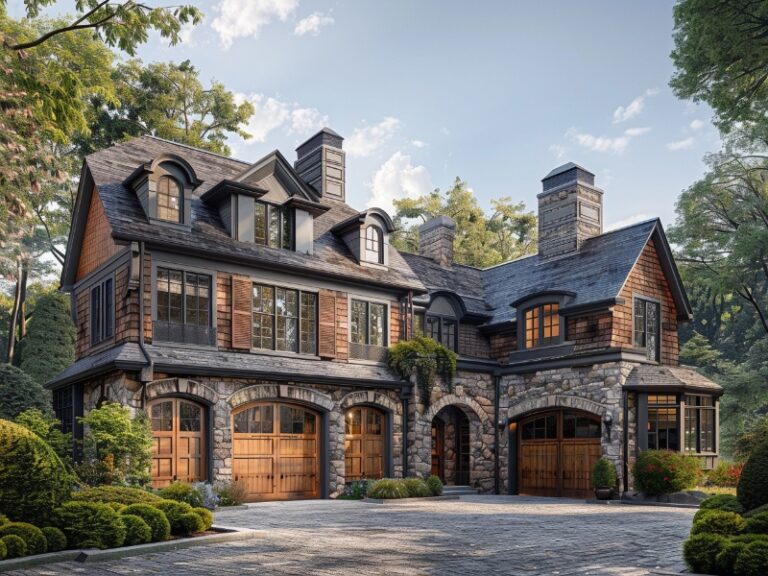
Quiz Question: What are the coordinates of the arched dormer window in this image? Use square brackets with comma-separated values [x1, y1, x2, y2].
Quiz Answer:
[423, 295, 460, 352]
[524, 303, 560, 349]
[157, 175, 183, 223]
[364, 225, 383, 264]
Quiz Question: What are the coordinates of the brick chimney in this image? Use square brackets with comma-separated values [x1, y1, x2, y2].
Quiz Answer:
[538, 163, 603, 259]
[295, 127, 346, 201]
[419, 216, 455, 267]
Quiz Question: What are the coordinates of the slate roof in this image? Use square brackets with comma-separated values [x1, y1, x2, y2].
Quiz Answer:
[75, 136, 424, 293]
[625, 365, 723, 395]
[46, 343, 147, 389]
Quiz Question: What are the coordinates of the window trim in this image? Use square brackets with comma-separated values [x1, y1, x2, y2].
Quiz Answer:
[424, 313, 458, 352]
[156, 175, 183, 223]
[349, 297, 389, 348]
[90, 275, 115, 346]
[254, 200, 294, 251]
[522, 303, 562, 349]
[363, 225, 384, 264]
[684, 394, 717, 455]
[632, 295, 662, 363]
[251, 281, 318, 356]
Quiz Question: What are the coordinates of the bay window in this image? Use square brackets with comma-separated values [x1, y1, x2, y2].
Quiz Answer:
[685, 395, 716, 453]
[647, 394, 679, 451]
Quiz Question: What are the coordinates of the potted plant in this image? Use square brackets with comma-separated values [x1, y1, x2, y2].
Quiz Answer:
[592, 458, 617, 500]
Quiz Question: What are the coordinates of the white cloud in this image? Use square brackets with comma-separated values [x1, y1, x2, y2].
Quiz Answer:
[624, 126, 651, 137]
[690, 119, 705, 131]
[289, 107, 328, 135]
[612, 88, 659, 123]
[666, 137, 695, 151]
[411, 139, 427, 148]
[294, 12, 334, 36]
[212, 0, 299, 49]
[567, 128, 631, 154]
[605, 213, 653, 232]
[548, 144, 569, 159]
[179, 22, 196, 46]
[367, 151, 434, 215]
[235, 93, 326, 143]
[346, 117, 400, 157]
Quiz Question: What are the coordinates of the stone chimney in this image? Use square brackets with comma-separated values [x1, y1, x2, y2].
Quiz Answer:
[419, 216, 455, 267]
[538, 163, 603, 259]
[295, 127, 346, 201]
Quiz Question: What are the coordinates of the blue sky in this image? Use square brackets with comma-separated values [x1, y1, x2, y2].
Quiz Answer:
[16, 0, 721, 229]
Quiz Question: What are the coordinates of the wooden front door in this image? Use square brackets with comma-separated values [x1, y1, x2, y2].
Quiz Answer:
[149, 398, 206, 488]
[344, 407, 385, 481]
[518, 410, 602, 498]
[431, 419, 444, 481]
[232, 402, 319, 501]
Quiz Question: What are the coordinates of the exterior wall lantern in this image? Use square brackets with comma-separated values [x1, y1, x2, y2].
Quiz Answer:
[603, 413, 614, 441]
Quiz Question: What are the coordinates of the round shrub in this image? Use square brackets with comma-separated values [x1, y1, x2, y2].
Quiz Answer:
[683, 533, 728, 574]
[0, 419, 74, 526]
[691, 510, 746, 537]
[426, 475, 443, 496]
[70, 486, 162, 506]
[53, 501, 126, 550]
[745, 512, 768, 535]
[633, 449, 702, 495]
[716, 541, 748, 576]
[738, 439, 768, 513]
[176, 513, 204, 536]
[746, 503, 768, 518]
[1, 534, 27, 558]
[192, 507, 213, 531]
[734, 541, 768, 576]
[700, 493, 745, 514]
[0, 513, 8, 526]
[693, 508, 720, 524]
[732, 534, 768, 545]
[107, 502, 126, 512]
[0, 522, 47, 555]
[369, 479, 409, 499]
[120, 514, 152, 546]
[0, 538, 5, 560]
[120, 504, 170, 542]
[158, 482, 203, 507]
[41, 527, 67, 552]
[0, 363, 52, 421]
[592, 458, 617, 488]
[153, 500, 194, 535]
[403, 478, 431, 498]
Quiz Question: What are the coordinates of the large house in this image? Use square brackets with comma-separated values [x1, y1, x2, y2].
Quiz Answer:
[48, 128, 722, 500]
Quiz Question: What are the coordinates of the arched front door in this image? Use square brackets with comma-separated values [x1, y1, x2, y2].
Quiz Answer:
[232, 402, 320, 501]
[344, 406, 385, 482]
[518, 410, 602, 498]
[148, 398, 206, 488]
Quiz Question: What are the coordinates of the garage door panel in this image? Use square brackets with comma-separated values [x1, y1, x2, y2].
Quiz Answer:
[149, 399, 205, 488]
[344, 407, 385, 483]
[520, 442, 558, 494]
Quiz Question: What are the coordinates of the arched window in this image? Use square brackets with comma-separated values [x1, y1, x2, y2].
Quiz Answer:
[157, 176, 182, 223]
[423, 295, 458, 352]
[364, 225, 383, 263]
[524, 303, 560, 348]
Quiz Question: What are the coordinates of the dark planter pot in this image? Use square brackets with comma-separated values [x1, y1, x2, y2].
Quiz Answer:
[594, 487, 614, 500]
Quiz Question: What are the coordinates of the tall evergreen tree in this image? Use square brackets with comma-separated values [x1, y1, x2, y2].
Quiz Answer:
[19, 292, 75, 386]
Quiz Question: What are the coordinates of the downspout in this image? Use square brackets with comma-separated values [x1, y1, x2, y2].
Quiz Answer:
[137, 241, 153, 408]
[493, 371, 501, 494]
[402, 391, 409, 477]
[623, 389, 629, 494]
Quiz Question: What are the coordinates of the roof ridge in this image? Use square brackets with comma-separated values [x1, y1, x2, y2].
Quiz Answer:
[398, 250, 484, 271]
[139, 135, 252, 165]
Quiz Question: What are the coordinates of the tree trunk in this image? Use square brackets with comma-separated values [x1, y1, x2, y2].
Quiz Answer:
[18, 261, 29, 340]
[6, 259, 23, 362]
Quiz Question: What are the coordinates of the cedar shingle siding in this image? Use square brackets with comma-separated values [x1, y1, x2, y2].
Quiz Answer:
[76, 188, 121, 282]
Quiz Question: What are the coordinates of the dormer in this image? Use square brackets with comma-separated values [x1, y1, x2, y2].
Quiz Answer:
[124, 154, 201, 229]
[331, 208, 395, 267]
[511, 290, 576, 350]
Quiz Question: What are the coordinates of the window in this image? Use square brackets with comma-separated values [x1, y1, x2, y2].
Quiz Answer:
[90, 277, 114, 345]
[685, 395, 716, 453]
[254, 201, 293, 250]
[634, 298, 661, 362]
[155, 267, 213, 345]
[350, 299, 387, 347]
[524, 303, 560, 348]
[53, 386, 74, 436]
[647, 394, 679, 451]
[252, 283, 317, 354]
[425, 315, 457, 351]
[364, 225, 383, 264]
[157, 176, 182, 223]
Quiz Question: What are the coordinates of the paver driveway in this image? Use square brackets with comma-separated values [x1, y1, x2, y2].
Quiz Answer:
[8, 495, 694, 576]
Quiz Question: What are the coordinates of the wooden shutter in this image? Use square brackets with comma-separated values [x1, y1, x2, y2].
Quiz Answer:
[318, 292, 336, 359]
[231, 276, 252, 350]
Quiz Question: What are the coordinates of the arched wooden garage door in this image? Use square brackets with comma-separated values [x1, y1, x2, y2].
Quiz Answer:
[518, 410, 601, 498]
[344, 406, 385, 481]
[232, 402, 319, 501]
[148, 398, 206, 488]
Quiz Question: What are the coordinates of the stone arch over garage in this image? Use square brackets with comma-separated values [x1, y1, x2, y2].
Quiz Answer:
[138, 377, 219, 406]
[227, 384, 334, 412]
[507, 394, 607, 423]
[340, 390, 398, 413]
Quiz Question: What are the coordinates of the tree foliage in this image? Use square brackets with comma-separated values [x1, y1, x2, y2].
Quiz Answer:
[19, 291, 75, 385]
[0, 363, 51, 419]
[14, 408, 72, 464]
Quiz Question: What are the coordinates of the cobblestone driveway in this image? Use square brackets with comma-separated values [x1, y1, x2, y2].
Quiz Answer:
[9, 496, 694, 576]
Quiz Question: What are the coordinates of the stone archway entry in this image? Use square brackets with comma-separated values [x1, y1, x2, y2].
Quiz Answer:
[148, 397, 206, 488]
[518, 409, 601, 498]
[431, 406, 470, 486]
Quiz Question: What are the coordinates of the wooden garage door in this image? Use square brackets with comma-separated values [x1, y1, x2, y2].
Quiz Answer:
[149, 398, 206, 488]
[232, 403, 319, 501]
[519, 410, 602, 498]
[345, 406, 385, 481]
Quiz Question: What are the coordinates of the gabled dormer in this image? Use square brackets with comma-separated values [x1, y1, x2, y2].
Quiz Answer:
[331, 208, 395, 267]
[124, 154, 202, 229]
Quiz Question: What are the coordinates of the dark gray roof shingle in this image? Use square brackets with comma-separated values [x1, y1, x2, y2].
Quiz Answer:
[46, 343, 147, 389]
[625, 365, 723, 394]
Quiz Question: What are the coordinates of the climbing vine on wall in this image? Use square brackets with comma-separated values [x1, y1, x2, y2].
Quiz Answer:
[388, 336, 458, 405]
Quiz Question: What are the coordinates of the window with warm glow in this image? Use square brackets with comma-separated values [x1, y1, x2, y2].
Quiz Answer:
[524, 303, 560, 348]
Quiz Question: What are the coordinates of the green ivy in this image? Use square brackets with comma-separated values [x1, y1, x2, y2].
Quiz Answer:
[388, 336, 457, 404]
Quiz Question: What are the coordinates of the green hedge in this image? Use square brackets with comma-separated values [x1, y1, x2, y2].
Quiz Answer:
[745, 512, 768, 535]
[691, 510, 746, 537]
[70, 486, 162, 506]
[426, 475, 443, 496]
[0, 538, 5, 560]
[120, 514, 152, 546]
[53, 501, 126, 550]
[120, 504, 170, 542]
[734, 541, 768, 575]
[158, 482, 203, 507]
[0, 522, 47, 555]
[738, 439, 768, 513]
[41, 527, 67, 552]
[153, 500, 195, 535]
[683, 533, 728, 574]
[633, 449, 701, 495]
[1, 534, 27, 558]
[192, 507, 214, 531]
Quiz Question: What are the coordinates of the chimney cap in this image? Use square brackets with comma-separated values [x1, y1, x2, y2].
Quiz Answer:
[419, 215, 456, 233]
[295, 127, 344, 152]
[542, 162, 594, 180]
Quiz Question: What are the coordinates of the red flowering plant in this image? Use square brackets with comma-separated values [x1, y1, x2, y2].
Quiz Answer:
[706, 460, 744, 487]
[633, 450, 702, 494]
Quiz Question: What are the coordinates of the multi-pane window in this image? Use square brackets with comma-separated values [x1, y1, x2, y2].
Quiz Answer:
[425, 315, 457, 351]
[634, 298, 660, 362]
[280, 405, 316, 434]
[53, 386, 74, 435]
[364, 225, 383, 264]
[155, 268, 213, 345]
[254, 201, 293, 250]
[685, 395, 716, 453]
[157, 176, 182, 222]
[350, 299, 387, 347]
[647, 394, 679, 451]
[233, 405, 274, 434]
[524, 303, 560, 348]
[252, 283, 316, 354]
[91, 277, 114, 345]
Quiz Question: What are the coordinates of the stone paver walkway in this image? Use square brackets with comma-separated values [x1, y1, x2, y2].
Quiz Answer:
[8, 496, 694, 576]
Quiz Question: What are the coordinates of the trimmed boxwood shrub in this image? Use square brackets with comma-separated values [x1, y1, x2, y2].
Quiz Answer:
[693, 508, 718, 524]
[426, 475, 443, 496]
[1, 534, 27, 558]
[732, 534, 768, 544]
[369, 479, 409, 499]
[158, 482, 203, 507]
[177, 513, 204, 536]
[746, 503, 768, 518]
[192, 507, 213, 531]
[633, 449, 701, 495]
[0, 538, 5, 560]
[41, 527, 67, 552]
[403, 478, 431, 498]
[53, 501, 126, 550]
[734, 541, 768, 575]
[70, 486, 162, 506]
[107, 502, 127, 512]
[0, 522, 47, 555]
[745, 512, 768, 534]
[739, 439, 768, 513]
[0, 513, 9, 526]
[120, 514, 152, 546]
[120, 504, 170, 542]
[153, 500, 195, 535]
[716, 541, 748, 576]
[683, 533, 728, 574]
[0, 419, 74, 525]
[592, 458, 617, 488]
[691, 510, 746, 537]
[701, 493, 745, 514]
